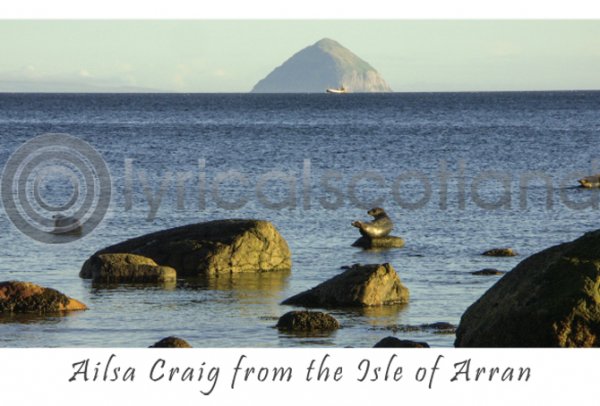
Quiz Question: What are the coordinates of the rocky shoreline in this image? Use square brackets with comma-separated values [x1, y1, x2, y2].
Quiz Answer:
[5, 211, 600, 347]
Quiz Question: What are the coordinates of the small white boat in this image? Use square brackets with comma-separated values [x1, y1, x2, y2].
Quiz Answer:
[326, 85, 347, 94]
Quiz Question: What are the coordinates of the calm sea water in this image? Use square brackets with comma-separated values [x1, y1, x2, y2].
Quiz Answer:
[0, 92, 599, 347]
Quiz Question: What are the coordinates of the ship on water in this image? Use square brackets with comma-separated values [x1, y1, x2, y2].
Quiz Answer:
[326, 85, 347, 93]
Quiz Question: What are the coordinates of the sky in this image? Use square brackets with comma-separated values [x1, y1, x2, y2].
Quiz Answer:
[0, 20, 599, 92]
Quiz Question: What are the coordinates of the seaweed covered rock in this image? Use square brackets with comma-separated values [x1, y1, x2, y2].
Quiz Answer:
[149, 336, 192, 348]
[456, 230, 600, 347]
[86, 220, 291, 276]
[374, 337, 430, 348]
[0, 281, 87, 313]
[578, 174, 600, 188]
[282, 263, 409, 308]
[481, 248, 517, 257]
[80, 253, 176, 284]
[276, 310, 340, 332]
[352, 236, 405, 249]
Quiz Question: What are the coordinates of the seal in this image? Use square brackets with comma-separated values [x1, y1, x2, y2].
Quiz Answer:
[351, 207, 393, 238]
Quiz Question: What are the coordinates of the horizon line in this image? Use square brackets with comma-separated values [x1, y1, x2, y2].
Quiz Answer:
[1, 89, 600, 95]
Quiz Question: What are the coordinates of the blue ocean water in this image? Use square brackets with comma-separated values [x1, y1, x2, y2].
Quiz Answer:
[0, 92, 599, 347]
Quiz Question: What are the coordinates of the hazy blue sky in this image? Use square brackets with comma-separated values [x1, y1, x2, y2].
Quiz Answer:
[1, 20, 599, 92]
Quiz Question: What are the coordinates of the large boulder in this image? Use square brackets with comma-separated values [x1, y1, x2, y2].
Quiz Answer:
[86, 220, 291, 276]
[80, 253, 176, 284]
[282, 263, 409, 308]
[456, 230, 600, 347]
[276, 310, 340, 332]
[0, 281, 87, 313]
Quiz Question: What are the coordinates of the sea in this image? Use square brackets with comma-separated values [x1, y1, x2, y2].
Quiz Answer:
[0, 91, 599, 347]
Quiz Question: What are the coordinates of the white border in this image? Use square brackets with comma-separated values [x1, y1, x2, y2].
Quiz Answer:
[0, 348, 597, 406]
[1, 0, 600, 19]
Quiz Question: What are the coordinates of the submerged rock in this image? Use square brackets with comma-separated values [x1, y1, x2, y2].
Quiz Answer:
[149, 336, 192, 348]
[282, 263, 409, 308]
[456, 230, 600, 347]
[276, 311, 340, 332]
[471, 268, 506, 276]
[374, 337, 430, 348]
[0, 281, 87, 313]
[578, 174, 600, 188]
[352, 236, 405, 249]
[481, 248, 518, 257]
[86, 220, 291, 276]
[373, 322, 456, 335]
[80, 253, 176, 284]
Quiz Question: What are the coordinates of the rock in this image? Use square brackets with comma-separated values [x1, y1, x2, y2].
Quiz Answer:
[471, 268, 506, 276]
[251, 38, 392, 93]
[374, 337, 430, 348]
[282, 263, 409, 308]
[352, 236, 405, 249]
[422, 322, 457, 333]
[51, 214, 82, 235]
[578, 174, 600, 188]
[0, 281, 87, 313]
[276, 311, 340, 332]
[149, 336, 192, 348]
[456, 229, 600, 347]
[372, 322, 456, 335]
[80, 253, 177, 284]
[481, 248, 517, 257]
[86, 220, 291, 276]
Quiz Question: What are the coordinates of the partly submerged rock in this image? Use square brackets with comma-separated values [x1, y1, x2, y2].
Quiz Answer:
[352, 236, 405, 249]
[471, 268, 506, 276]
[149, 336, 192, 348]
[276, 310, 340, 332]
[374, 337, 430, 348]
[481, 248, 518, 257]
[87, 220, 291, 276]
[282, 263, 409, 308]
[456, 230, 600, 347]
[80, 253, 176, 284]
[0, 281, 87, 313]
[373, 322, 456, 335]
[578, 174, 600, 188]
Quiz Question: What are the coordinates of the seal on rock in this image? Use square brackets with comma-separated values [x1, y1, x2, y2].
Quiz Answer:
[351, 207, 393, 238]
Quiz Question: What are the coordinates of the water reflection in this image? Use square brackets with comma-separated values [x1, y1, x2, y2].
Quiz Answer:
[180, 270, 291, 297]
[277, 328, 339, 339]
[89, 280, 177, 292]
[0, 312, 71, 325]
[332, 303, 409, 329]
